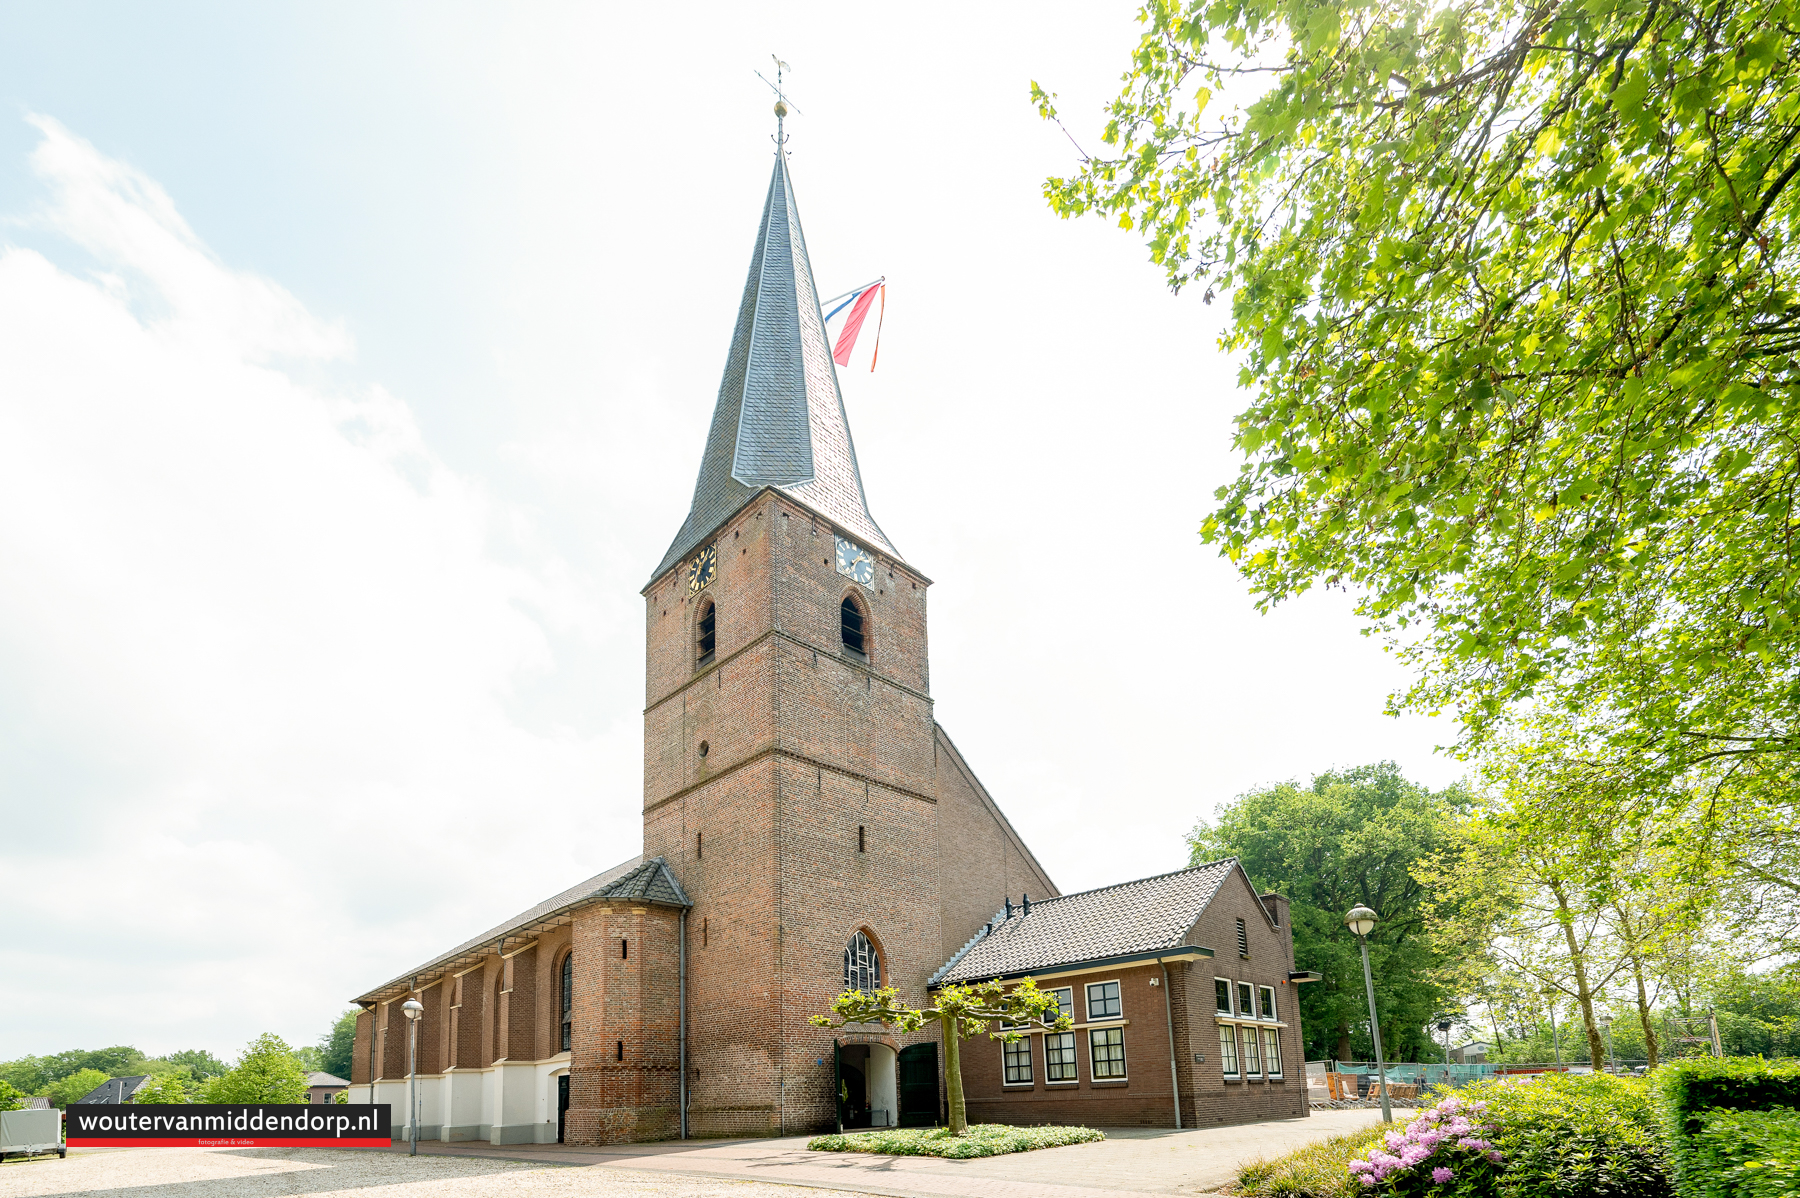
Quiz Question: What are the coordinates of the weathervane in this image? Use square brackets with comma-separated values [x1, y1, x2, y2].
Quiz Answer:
[755, 55, 800, 144]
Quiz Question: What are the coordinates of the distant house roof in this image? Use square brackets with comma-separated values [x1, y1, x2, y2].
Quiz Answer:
[931, 858, 1251, 986]
[355, 855, 692, 1004]
[306, 1072, 350, 1088]
[75, 1075, 150, 1104]
[20, 1096, 49, 1109]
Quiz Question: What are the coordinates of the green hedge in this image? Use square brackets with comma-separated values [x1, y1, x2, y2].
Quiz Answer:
[1659, 1058, 1800, 1197]
[1460, 1072, 1670, 1198]
[1685, 1109, 1800, 1198]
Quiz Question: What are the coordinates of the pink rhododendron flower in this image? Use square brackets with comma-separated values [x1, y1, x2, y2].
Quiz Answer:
[1432, 1166, 1454, 1183]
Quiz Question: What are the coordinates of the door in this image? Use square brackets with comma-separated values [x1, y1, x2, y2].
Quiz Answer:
[557, 1075, 570, 1143]
[833, 1040, 843, 1134]
[897, 1043, 938, 1127]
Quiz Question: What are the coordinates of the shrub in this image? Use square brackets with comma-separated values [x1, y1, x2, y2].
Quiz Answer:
[1683, 1109, 1800, 1198]
[806, 1123, 1104, 1159]
[1237, 1122, 1396, 1197]
[1658, 1057, 1800, 1196]
[1462, 1071, 1671, 1198]
[1346, 1094, 1506, 1196]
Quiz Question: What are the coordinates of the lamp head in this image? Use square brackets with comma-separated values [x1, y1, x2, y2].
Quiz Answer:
[402, 998, 423, 1021]
[1345, 905, 1378, 937]
[1437, 1019, 1453, 1032]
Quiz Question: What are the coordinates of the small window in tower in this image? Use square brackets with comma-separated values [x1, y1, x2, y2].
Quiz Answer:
[858, 825, 865, 853]
[841, 596, 866, 657]
[621, 939, 629, 960]
[696, 830, 703, 859]
[616, 1040, 624, 1061]
[1237, 918, 1250, 959]
[697, 600, 716, 667]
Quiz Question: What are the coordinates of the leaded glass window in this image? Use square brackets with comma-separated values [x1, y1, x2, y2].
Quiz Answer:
[843, 931, 881, 993]
[1089, 1027, 1126, 1079]
[560, 953, 573, 1052]
[1045, 1032, 1078, 1082]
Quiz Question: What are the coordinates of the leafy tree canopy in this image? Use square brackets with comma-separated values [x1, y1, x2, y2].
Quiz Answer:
[319, 1010, 358, 1082]
[156, 1049, 229, 1082]
[0, 1080, 27, 1113]
[1038, 0, 1800, 771]
[130, 1073, 193, 1105]
[42, 1068, 109, 1109]
[199, 1034, 308, 1104]
[1188, 762, 1465, 1060]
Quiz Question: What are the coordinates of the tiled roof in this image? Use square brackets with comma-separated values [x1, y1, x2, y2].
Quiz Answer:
[650, 144, 898, 585]
[930, 858, 1242, 986]
[356, 854, 654, 1001]
[594, 856, 692, 908]
[75, 1076, 150, 1104]
[307, 1072, 350, 1087]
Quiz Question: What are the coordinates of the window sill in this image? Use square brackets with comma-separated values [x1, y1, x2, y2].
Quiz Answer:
[1090, 1080, 1129, 1087]
[1002, 1082, 1035, 1088]
[1044, 1080, 1079, 1086]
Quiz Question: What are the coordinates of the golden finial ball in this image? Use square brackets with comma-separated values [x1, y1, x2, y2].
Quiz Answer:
[774, 99, 788, 118]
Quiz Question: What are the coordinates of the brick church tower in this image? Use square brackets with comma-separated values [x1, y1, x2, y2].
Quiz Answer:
[641, 130, 1051, 1137]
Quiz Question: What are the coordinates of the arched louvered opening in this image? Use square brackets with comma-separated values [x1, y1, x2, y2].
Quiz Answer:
[843, 930, 882, 994]
[840, 594, 867, 659]
[559, 952, 573, 1053]
[696, 599, 716, 667]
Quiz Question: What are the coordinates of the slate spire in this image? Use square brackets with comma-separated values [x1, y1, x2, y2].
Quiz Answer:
[651, 140, 898, 583]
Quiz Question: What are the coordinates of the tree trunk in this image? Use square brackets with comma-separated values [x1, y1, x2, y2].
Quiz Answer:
[941, 1016, 967, 1135]
[1335, 1024, 1352, 1063]
[1550, 878, 1607, 1069]
[1631, 955, 1660, 1070]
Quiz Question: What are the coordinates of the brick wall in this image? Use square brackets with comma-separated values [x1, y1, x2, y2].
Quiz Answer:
[564, 904, 683, 1144]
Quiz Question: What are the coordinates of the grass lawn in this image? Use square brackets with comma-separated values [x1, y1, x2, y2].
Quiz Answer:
[806, 1124, 1106, 1159]
[1232, 1121, 1397, 1197]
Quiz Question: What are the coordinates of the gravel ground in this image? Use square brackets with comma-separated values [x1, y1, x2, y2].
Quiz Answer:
[0, 1147, 874, 1198]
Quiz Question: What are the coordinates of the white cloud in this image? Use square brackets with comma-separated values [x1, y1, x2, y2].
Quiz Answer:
[0, 118, 636, 1059]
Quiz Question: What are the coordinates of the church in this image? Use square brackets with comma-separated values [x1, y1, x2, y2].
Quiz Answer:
[350, 116, 1311, 1145]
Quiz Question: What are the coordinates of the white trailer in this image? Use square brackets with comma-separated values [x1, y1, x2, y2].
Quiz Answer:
[0, 1108, 64, 1160]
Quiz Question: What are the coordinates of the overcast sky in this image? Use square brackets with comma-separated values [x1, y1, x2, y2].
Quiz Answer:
[0, 1, 1462, 1063]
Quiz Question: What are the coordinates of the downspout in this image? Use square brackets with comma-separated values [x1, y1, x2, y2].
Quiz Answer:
[1159, 959, 1182, 1130]
[679, 908, 689, 1140]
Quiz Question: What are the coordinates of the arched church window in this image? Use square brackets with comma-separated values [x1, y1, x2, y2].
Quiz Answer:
[840, 595, 866, 658]
[697, 599, 716, 667]
[843, 931, 881, 994]
[560, 952, 573, 1053]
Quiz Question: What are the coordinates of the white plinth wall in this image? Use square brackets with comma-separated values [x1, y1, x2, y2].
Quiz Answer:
[364, 1052, 571, 1145]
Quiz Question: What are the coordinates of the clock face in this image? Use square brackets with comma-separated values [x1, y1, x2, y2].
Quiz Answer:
[835, 535, 875, 586]
[687, 543, 717, 594]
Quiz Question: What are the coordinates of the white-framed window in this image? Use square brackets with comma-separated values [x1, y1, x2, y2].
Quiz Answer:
[1236, 981, 1255, 1019]
[1086, 980, 1122, 1021]
[1045, 1032, 1078, 1083]
[1264, 1029, 1283, 1077]
[1243, 1024, 1262, 1077]
[1219, 1026, 1240, 1078]
[1214, 977, 1232, 1014]
[1048, 986, 1074, 1023]
[1089, 1026, 1127, 1079]
[1003, 1034, 1034, 1085]
[1259, 985, 1276, 1020]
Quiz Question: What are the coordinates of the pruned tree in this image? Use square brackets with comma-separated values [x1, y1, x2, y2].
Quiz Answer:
[811, 978, 1070, 1135]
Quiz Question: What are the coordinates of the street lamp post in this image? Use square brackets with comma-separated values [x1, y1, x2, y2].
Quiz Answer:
[402, 999, 423, 1156]
[1599, 1016, 1617, 1074]
[1437, 1019, 1453, 1085]
[1346, 905, 1392, 1123]
[1545, 990, 1563, 1065]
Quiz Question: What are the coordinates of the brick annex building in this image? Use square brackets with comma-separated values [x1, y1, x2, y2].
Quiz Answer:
[350, 125, 1311, 1145]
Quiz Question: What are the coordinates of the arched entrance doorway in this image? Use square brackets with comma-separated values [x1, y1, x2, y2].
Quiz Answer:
[834, 1039, 899, 1129]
